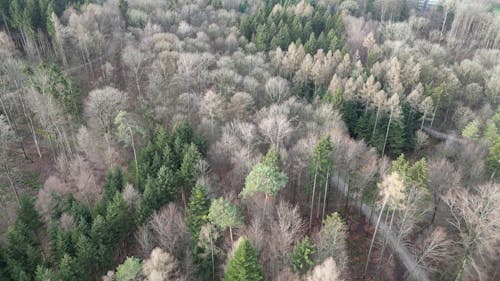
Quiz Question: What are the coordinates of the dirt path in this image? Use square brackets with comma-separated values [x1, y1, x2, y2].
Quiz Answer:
[333, 174, 432, 281]
[422, 126, 467, 145]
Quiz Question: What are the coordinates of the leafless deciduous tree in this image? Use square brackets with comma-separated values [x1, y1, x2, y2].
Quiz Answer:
[443, 183, 500, 281]
[85, 87, 128, 135]
[143, 247, 181, 281]
[306, 257, 343, 281]
[149, 203, 189, 259]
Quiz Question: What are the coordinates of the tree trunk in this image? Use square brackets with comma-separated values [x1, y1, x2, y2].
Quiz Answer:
[441, 10, 449, 37]
[371, 105, 381, 140]
[3, 164, 21, 206]
[229, 226, 234, 244]
[322, 171, 330, 222]
[430, 197, 440, 225]
[363, 194, 389, 280]
[381, 108, 393, 156]
[309, 162, 319, 231]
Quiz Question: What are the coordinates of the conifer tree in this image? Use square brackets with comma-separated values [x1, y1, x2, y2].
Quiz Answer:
[186, 184, 210, 241]
[290, 237, 315, 275]
[308, 136, 334, 229]
[240, 149, 288, 201]
[223, 238, 264, 281]
[208, 197, 243, 243]
[4, 196, 43, 281]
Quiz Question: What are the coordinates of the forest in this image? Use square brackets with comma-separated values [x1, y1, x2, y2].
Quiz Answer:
[0, 0, 498, 281]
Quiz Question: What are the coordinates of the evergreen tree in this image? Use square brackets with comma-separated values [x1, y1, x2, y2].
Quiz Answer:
[304, 33, 317, 54]
[208, 197, 244, 242]
[116, 257, 142, 281]
[4, 196, 43, 281]
[487, 137, 500, 178]
[223, 239, 264, 281]
[186, 184, 211, 241]
[240, 153, 288, 201]
[118, 0, 129, 25]
[290, 237, 315, 275]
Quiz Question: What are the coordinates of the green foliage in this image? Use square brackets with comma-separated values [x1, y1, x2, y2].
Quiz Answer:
[240, 162, 288, 199]
[5, 0, 83, 36]
[462, 119, 481, 140]
[223, 239, 264, 281]
[208, 197, 243, 230]
[392, 154, 429, 190]
[4, 196, 43, 281]
[29, 63, 82, 118]
[341, 100, 420, 157]
[290, 237, 315, 275]
[309, 136, 334, 195]
[242, 4, 346, 54]
[118, 0, 129, 25]
[317, 212, 346, 262]
[187, 184, 211, 241]
[487, 137, 500, 177]
[116, 257, 142, 281]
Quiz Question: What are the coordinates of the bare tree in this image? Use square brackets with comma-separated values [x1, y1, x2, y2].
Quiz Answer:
[85, 87, 128, 136]
[149, 203, 189, 259]
[443, 183, 500, 281]
[306, 257, 343, 281]
[143, 247, 181, 281]
[265, 76, 290, 104]
[428, 158, 460, 225]
[122, 44, 147, 96]
[406, 227, 453, 280]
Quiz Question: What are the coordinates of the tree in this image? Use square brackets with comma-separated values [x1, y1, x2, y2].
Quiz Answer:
[142, 248, 180, 281]
[240, 150, 288, 201]
[208, 197, 243, 243]
[265, 76, 290, 104]
[4, 196, 43, 281]
[149, 203, 188, 258]
[290, 237, 315, 275]
[306, 257, 343, 281]
[487, 137, 500, 179]
[116, 257, 142, 281]
[0, 114, 20, 205]
[308, 136, 334, 229]
[317, 213, 347, 271]
[85, 87, 128, 136]
[363, 172, 405, 279]
[122, 44, 147, 96]
[443, 183, 500, 281]
[223, 238, 264, 281]
[186, 184, 210, 241]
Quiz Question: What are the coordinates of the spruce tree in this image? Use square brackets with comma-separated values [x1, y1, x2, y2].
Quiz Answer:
[223, 239, 264, 281]
[5, 196, 43, 281]
[186, 184, 210, 241]
[290, 237, 315, 275]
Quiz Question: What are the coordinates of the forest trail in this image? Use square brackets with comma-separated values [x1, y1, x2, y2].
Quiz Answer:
[333, 174, 432, 281]
[422, 126, 467, 145]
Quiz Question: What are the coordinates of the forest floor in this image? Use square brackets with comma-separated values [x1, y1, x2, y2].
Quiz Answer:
[343, 208, 406, 281]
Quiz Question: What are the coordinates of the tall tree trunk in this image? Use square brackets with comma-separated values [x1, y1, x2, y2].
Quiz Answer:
[3, 164, 21, 207]
[381, 108, 393, 156]
[371, 105, 381, 140]
[309, 162, 319, 231]
[363, 194, 389, 280]
[322, 171, 330, 222]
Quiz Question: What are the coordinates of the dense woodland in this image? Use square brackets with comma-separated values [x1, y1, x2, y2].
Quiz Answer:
[0, 0, 499, 281]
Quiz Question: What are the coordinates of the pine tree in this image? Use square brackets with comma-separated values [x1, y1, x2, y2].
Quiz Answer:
[240, 157, 288, 201]
[223, 239, 264, 281]
[290, 237, 315, 275]
[208, 197, 243, 242]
